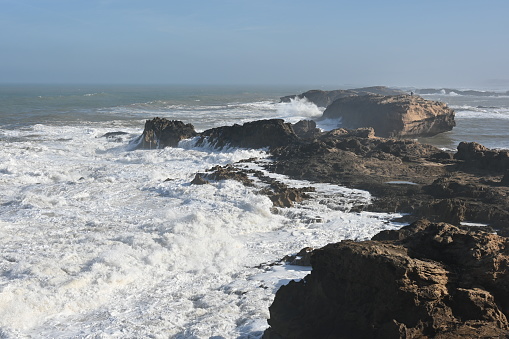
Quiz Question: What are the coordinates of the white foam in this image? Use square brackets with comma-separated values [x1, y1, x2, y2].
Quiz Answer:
[0, 122, 404, 338]
[274, 97, 324, 123]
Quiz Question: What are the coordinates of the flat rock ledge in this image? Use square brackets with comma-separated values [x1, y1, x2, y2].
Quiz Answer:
[264, 220, 509, 339]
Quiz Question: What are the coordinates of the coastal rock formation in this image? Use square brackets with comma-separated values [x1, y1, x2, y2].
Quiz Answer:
[269, 136, 509, 232]
[321, 94, 456, 138]
[197, 119, 300, 150]
[290, 120, 322, 140]
[138, 118, 197, 149]
[264, 220, 509, 339]
[280, 86, 405, 107]
[454, 141, 509, 171]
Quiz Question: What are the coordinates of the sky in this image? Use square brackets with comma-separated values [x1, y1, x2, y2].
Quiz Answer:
[1, 0, 508, 88]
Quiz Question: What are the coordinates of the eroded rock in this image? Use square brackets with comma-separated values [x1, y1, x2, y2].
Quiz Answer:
[264, 220, 509, 339]
[321, 94, 456, 138]
[138, 118, 197, 149]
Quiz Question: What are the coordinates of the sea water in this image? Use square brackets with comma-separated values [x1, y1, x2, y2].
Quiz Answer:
[0, 84, 507, 338]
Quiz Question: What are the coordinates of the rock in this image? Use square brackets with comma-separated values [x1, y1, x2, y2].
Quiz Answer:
[280, 87, 405, 108]
[291, 120, 322, 140]
[454, 141, 509, 172]
[197, 119, 300, 150]
[190, 173, 209, 185]
[321, 94, 456, 138]
[281, 247, 314, 266]
[138, 118, 197, 149]
[264, 220, 509, 339]
[502, 170, 509, 186]
[259, 181, 315, 208]
[205, 164, 255, 187]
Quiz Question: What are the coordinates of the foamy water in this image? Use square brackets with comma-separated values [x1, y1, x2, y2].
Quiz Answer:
[0, 85, 506, 338]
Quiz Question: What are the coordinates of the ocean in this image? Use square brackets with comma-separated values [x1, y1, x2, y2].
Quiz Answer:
[0, 84, 507, 338]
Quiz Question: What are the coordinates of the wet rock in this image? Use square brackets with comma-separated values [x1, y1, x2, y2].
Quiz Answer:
[259, 181, 315, 208]
[264, 220, 509, 339]
[281, 247, 314, 266]
[190, 173, 209, 185]
[197, 119, 300, 150]
[321, 94, 456, 138]
[205, 164, 255, 187]
[138, 118, 197, 149]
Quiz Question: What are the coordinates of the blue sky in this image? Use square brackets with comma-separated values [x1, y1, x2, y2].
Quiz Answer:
[1, 0, 508, 88]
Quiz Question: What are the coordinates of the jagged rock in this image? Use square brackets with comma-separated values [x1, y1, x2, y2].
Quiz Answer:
[280, 87, 405, 108]
[138, 118, 197, 149]
[291, 120, 322, 140]
[264, 220, 509, 339]
[281, 247, 314, 266]
[321, 94, 456, 138]
[259, 181, 315, 208]
[205, 164, 255, 187]
[197, 119, 300, 150]
[190, 173, 209, 185]
[454, 141, 509, 172]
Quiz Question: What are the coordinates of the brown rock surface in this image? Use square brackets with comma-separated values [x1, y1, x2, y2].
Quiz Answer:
[264, 220, 509, 339]
[321, 94, 456, 138]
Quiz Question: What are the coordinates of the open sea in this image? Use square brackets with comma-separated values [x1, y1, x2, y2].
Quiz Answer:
[0, 84, 508, 338]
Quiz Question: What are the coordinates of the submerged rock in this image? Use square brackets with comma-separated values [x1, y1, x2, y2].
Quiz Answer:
[321, 94, 456, 138]
[264, 220, 509, 339]
[138, 118, 197, 149]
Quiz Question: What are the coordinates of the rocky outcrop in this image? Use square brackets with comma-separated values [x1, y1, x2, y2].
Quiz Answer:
[454, 141, 509, 171]
[138, 118, 197, 149]
[290, 120, 322, 140]
[321, 94, 456, 138]
[280, 86, 405, 107]
[269, 137, 509, 232]
[264, 220, 509, 339]
[197, 119, 300, 150]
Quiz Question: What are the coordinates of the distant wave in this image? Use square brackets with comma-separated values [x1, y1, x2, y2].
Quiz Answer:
[453, 105, 509, 119]
[417, 88, 509, 97]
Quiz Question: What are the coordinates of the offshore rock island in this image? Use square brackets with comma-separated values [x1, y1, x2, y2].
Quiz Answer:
[137, 88, 509, 338]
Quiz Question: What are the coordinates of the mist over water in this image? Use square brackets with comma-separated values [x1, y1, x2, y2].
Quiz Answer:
[0, 84, 507, 338]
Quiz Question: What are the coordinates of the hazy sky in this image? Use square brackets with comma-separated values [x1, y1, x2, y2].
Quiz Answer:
[2, 0, 508, 88]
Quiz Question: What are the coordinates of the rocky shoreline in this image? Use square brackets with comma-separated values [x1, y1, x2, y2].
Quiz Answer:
[135, 89, 508, 338]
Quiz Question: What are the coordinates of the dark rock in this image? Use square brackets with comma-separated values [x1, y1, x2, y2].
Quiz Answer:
[291, 120, 322, 140]
[321, 94, 456, 138]
[197, 119, 300, 150]
[502, 170, 509, 186]
[259, 181, 315, 208]
[138, 118, 197, 149]
[281, 247, 314, 266]
[280, 87, 405, 108]
[190, 173, 209, 185]
[264, 220, 509, 339]
[454, 141, 509, 172]
[205, 164, 254, 187]
[101, 131, 129, 138]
